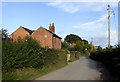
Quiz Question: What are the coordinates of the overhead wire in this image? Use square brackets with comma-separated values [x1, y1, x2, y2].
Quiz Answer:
[113, 10, 118, 45]
[110, 6, 118, 45]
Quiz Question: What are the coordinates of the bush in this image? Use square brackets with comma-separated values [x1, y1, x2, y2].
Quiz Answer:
[90, 46, 120, 80]
[61, 41, 69, 49]
[70, 51, 80, 60]
[2, 36, 67, 73]
[74, 41, 84, 51]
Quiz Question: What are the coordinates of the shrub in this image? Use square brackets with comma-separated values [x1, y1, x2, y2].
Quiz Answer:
[2, 36, 67, 73]
[61, 41, 69, 49]
[74, 41, 84, 51]
[70, 51, 80, 60]
[90, 46, 120, 80]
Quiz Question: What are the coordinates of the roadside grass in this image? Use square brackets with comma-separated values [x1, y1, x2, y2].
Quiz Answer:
[79, 54, 89, 57]
[79, 51, 89, 57]
[3, 64, 67, 80]
[68, 58, 79, 62]
[3, 67, 37, 80]
[0, 69, 1, 81]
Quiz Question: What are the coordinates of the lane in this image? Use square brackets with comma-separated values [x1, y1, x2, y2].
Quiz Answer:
[35, 56, 110, 80]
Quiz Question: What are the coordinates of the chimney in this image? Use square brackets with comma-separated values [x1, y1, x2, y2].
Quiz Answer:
[49, 24, 52, 32]
[49, 23, 55, 33]
[52, 23, 55, 33]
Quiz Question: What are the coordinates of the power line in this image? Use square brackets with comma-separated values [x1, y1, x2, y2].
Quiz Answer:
[85, 12, 103, 22]
[113, 10, 118, 45]
[110, 7, 118, 45]
[113, 11, 118, 30]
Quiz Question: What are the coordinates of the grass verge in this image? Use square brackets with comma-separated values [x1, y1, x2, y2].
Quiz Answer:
[68, 58, 79, 62]
[3, 64, 67, 80]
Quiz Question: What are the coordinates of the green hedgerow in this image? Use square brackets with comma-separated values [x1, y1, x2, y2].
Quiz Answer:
[2, 36, 67, 73]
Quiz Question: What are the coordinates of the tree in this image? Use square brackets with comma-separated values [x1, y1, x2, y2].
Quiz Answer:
[87, 44, 93, 52]
[1, 28, 8, 40]
[74, 41, 84, 51]
[61, 41, 69, 49]
[97, 46, 102, 51]
[64, 34, 82, 44]
[82, 39, 88, 45]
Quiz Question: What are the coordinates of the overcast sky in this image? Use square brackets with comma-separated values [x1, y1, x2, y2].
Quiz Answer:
[1, 1, 119, 48]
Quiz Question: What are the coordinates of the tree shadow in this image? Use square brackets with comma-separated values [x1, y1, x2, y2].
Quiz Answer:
[85, 56, 111, 80]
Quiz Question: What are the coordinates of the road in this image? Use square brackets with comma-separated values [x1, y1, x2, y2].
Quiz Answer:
[35, 56, 110, 80]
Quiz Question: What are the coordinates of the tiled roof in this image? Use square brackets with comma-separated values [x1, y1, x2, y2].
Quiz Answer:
[21, 26, 35, 35]
[42, 27, 62, 39]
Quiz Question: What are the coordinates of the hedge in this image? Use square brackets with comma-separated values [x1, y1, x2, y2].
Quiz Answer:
[90, 46, 120, 80]
[70, 51, 80, 60]
[2, 36, 67, 73]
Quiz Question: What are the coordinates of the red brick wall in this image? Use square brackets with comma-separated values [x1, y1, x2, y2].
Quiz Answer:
[52, 36, 61, 49]
[31, 27, 53, 48]
[59, 38, 61, 49]
[10, 26, 61, 49]
[10, 26, 30, 41]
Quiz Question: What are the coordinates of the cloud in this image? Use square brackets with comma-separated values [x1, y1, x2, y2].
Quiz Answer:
[88, 29, 118, 47]
[47, 2, 79, 13]
[47, 1, 118, 13]
[92, 32, 107, 47]
[47, 1, 118, 47]
[73, 14, 108, 32]
[110, 29, 118, 44]
[72, 13, 118, 47]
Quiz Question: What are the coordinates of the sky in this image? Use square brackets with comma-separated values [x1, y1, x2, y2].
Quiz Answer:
[1, 1, 119, 48]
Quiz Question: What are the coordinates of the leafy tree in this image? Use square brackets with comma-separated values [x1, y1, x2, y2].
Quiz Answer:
[74, 41, 84, 51]
[105, 45, 113, 49]
[64, 34, 82, 44]
[82, 39, 88, 45]
[97, 46, 102, 51]
[61, 41, 69, 49]
[87, 43, 93, 52]
[110, 45, 113, 48]
[1, 28, 8, 40]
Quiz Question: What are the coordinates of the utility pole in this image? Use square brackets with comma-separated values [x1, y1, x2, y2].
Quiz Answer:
[108, 5, 110, 48]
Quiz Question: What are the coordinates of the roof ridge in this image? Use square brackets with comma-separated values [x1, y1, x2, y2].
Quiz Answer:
[42, 27, 62, 39]
[21, 26, 35, 35]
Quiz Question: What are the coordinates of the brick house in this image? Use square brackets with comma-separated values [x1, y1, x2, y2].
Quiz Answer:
[10, 23, 62, 49]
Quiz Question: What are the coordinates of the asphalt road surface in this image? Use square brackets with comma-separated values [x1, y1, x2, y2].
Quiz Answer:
[35, 56, 110, 80]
